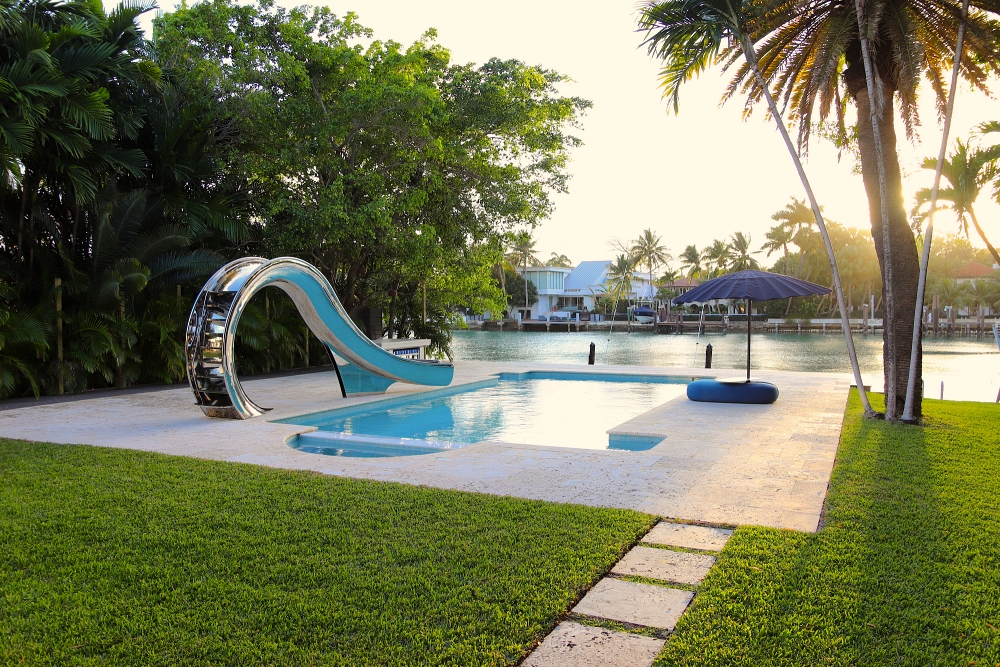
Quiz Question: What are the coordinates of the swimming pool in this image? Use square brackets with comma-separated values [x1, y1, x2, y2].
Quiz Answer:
[279, 371, 690, 457]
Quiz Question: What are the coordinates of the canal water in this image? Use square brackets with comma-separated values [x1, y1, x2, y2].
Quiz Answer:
[451, 330, 1000, 403]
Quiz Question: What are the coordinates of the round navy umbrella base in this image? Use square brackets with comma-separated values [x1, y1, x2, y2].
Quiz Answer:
[687, 379, 779, 404]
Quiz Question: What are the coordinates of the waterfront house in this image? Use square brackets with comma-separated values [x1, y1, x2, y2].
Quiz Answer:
[516, 261, 656, 320]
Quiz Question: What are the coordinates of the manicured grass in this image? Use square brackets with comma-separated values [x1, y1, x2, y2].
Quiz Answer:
[657, 393, 1000, 666]
[0, 442, 653, 666]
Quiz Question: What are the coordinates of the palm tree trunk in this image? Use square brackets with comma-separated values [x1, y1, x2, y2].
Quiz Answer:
[902, 0, 969, 421]
[848, 71, 922, 419]
[783, 244, 794, 316]
[523, 255, 529, 317]
[851, 2, 908, 419]
[968, 208, 1000, 267]
[740, 36, 875, 416]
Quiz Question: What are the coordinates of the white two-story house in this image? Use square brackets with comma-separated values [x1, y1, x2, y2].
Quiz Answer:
[515, 261, 657, 320]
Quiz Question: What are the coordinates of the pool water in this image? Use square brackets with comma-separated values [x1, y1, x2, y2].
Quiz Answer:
[281, 372, 689, 457]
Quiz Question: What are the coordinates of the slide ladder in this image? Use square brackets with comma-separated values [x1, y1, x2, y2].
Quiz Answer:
[185, 257, 454, 419]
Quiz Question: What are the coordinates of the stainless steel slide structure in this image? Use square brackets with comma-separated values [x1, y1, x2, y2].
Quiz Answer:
[185, 257, 454, 419]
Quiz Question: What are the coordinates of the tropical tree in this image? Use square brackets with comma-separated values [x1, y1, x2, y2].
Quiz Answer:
[770, 198, 817, 278]
[741, 0, 1000, 418]
[679, 244, 704, 277]
[914, 139, 1000, 267]
[510, 231, 541, 315]
[604, 254, 637, 308]
[631, 229, 672, 303]
[701, 239, 733, 277]
[762, 222, 794, 267]
[729, 232, 760, 271]
[0, 282, 48, 398]
[932, 277, 969, 319]
[639, 0, 875, 416]
[967, 278, 998, 319]
[546, 252, 573, 267]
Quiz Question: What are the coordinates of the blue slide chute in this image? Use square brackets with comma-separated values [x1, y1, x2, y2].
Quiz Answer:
[185, 257, 454, 419]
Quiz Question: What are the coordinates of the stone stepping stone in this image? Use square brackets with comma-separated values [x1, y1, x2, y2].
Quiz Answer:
[644, 522, 733, 551]
[612, 545, 715, 585]
[522, 621, 665, 667]
[572, 578, 693, 630]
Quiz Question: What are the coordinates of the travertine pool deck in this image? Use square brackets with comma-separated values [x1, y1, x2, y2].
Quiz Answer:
[0, 361, 850, 532]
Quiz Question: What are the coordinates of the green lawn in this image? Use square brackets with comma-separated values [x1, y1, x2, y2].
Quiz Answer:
[656, 393, 1000, 666]
[0, 442, 653, 666]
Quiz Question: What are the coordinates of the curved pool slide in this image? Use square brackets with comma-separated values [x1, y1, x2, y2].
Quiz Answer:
[185, 257, 454, 419]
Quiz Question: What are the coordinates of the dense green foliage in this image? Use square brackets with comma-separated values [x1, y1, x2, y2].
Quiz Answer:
[0, 0, 587, 397]
[0, 440, 653, 665]
[655, 392, 1000, 665]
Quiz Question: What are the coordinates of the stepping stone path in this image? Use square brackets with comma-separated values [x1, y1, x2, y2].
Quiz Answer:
[523, 521, 733, 667]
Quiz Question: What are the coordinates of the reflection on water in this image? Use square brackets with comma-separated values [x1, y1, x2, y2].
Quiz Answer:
[452, 331, 1000, 403]
[315, 378, 687, 450]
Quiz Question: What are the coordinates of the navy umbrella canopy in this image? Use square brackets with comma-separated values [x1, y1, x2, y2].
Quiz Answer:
[672, 270, 830, 305]
[672, 270, 831, 382]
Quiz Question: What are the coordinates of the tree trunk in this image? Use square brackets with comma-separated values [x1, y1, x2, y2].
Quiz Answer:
[845, 66, 922, 419]
[968, 208, 1000, 266]
[741, 36, 875, 416]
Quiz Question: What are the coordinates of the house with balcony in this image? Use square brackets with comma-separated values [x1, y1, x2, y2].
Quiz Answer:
[515, 261, 656, 320]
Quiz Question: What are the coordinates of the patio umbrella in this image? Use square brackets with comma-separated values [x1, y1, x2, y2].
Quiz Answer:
[672, 270, 830, 382]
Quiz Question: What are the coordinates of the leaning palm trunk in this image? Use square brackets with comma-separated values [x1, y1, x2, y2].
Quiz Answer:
[902, 0, 970, 421]
[740, 37, 876, 417]
[968, 208, 1000, 266]
[853, 0, 901, 418]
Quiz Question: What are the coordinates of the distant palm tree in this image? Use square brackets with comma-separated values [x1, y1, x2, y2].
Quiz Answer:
[967, 279, 998, 319]
[762, 223, 794, 270]
[729, 232, 760, 271]
[913, 138, 1000, 267]
[510, 231, 541, 316]
[933, 277, 969, 310]
[701, 240, 732, 277]
[631, 229, 672, 303]
[605, 254, 636, 307]
[546, 252, 573, 268]
[771, 198, 818, 278]
[679, 244, 703, 278]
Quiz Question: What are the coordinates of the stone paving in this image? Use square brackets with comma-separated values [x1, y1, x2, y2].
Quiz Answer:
[611, 546, 716, 585]
[524, 520, 732, 666]
[0, 360, 850, 531]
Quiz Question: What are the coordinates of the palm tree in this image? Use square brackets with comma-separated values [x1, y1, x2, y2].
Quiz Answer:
[679, 244, 704, 278]
[934, 278, 969, 330]
[903, 0, 971, 421]
[701, 239, 732, 277]
[510, 231, 540, 316]
[639, 0, 876, 416]
[762, 222, 794, 267]
[729, 232, 760, 271]
[740, 0, 1000, 419]
[0, 0, 155, 273]
[0, 282, 49, 398]
[604, 254, 637, 308]
[546, 252, 573, 268]
[770, 198, 820, 278]
[631, 229, 672, 304]
[967, 278, 997, 322]
[914, 139, 1000, 267]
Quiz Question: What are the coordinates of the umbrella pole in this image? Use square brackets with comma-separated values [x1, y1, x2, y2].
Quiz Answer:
[746, 297, 752, 382]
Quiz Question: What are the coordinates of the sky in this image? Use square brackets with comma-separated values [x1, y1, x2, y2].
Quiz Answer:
[135, 0, 1000, 268]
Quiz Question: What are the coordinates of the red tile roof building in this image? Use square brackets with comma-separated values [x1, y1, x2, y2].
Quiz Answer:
[954, 261, 997, 281]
